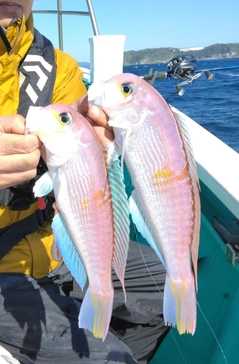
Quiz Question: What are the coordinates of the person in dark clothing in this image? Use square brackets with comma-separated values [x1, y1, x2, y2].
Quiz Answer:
[0, 1, 169, 363]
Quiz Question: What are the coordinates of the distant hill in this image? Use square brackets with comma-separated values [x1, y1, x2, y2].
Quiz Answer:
[78, 61, 90, 68]
[123, 43, 239, 65]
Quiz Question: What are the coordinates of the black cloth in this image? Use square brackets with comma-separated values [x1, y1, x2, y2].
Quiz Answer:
[0, 241, 168, 364]
[0, 197, 53, 260]
[18, 28, 56, 118]
[71, 241, 169, 364]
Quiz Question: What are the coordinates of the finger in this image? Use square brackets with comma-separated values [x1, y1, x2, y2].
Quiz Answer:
[88, 105, 110, 129]
[91, 123, 114, 145]
[0, 134, 42, 156]
[52, 202, 60, 215]
[0, 147, 41, 188]
[0, 170, 38, 189]
[70, 95, 89, 116]
[0, 149, 41, 174]
[88, 105, 114, 144]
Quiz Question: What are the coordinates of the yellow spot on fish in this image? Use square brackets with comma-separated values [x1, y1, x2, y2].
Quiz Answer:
[80, 200, 89, 210]
[169, 279, 183, 334]
[81, 200, 89, 205]
[153, 166, 174, 187]
[169, 278, 193, 335]
[153, 166, 189, 187]
[153, 167, 174, 179]
[93, 295, 104, 339]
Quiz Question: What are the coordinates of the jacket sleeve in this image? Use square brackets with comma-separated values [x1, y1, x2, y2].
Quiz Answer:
[52, 49, 87, 104]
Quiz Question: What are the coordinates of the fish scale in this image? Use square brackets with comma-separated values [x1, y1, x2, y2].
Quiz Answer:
[88, 73, 200, 335]
[50, 124, 115, 340]
[26, 104, 130, 341]
[126, 125, 194, 265]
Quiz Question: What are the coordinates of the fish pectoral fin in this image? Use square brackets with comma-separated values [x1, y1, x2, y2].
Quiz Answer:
[129, 190, 166, 269]
[78, 286, 114, 341]
[33, 171, 53, 197]
[51, 213, 87, 291]
[107, 153, 130, 299]
[163, 274, 197, 335]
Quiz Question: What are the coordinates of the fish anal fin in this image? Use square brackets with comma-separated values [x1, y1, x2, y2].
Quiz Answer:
[129, 190, 166, 269]
[51, 213, 87, 291]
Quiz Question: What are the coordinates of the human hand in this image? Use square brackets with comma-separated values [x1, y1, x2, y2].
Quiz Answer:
[70, 95, 114, 145]
[0, 114, 42, 189]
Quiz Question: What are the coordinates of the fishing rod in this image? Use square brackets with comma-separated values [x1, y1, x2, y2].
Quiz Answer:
[142, 54, 239, 97]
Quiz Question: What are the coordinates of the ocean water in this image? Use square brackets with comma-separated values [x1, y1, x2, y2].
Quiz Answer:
[123, 58, 239, 153]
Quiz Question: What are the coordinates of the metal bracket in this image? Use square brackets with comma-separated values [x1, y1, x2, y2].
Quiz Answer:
[226, 243, 238, 266]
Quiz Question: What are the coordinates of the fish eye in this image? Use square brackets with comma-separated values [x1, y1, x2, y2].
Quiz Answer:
[58, 112, 72, 125]
[121, 83, 134, 95]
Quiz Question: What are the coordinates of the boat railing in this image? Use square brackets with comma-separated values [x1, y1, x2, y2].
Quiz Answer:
[32, 0, 126, 83]
[172, 106, 239, 220]
[32, 0, 99, 51]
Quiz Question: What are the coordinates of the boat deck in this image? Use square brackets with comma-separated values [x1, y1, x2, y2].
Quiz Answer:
[150, 181, 239, 364]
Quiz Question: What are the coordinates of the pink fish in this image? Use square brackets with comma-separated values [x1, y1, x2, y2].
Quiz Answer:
[26, 104, 129, 340]
[88, 73, 201, 335]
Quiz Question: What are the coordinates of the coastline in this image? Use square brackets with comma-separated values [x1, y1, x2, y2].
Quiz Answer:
[123, 43, 239, 66]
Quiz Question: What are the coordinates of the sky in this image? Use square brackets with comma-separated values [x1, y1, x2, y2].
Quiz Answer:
[32, 0, 239, 63]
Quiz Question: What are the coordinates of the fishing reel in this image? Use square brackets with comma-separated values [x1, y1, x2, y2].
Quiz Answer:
[167, 55, 214, 95]
[168, 55, 197, 81]
[142, 54, 215, 97]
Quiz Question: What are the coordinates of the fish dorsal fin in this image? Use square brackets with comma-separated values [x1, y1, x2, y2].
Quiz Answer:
[51, 213, 87, 291]
[171, 106, 199, 188]
[33, 171, 53, 197]
[129, 190, 167, 271]
[105, 142, 130, 299]
[171, 106, 201, 290]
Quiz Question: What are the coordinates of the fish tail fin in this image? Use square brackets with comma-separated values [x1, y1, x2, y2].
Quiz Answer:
[78, 286, 114, 341]
[164, 274, 197, 335]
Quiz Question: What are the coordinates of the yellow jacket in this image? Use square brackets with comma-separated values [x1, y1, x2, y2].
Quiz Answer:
[0, 14, 87, 277]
